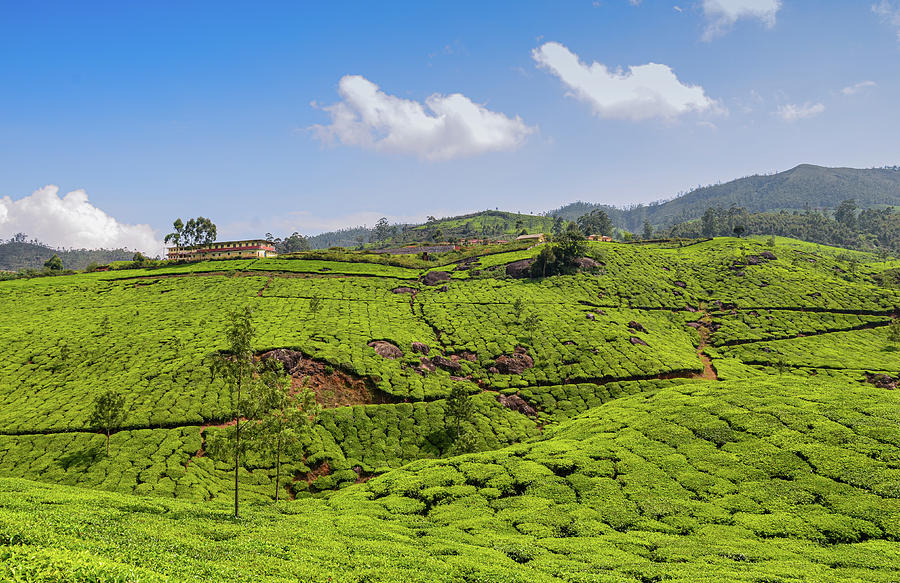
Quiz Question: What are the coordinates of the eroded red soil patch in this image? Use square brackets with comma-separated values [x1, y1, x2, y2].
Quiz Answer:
[261, 348, 395, 408]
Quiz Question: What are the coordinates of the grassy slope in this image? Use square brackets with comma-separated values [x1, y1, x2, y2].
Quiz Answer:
[1, 237, 900, 580]
[1, 378, 898, 582]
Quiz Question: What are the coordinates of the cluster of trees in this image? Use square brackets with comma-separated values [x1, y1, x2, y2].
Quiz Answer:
[164, 217, 217, 247]
[208, 307, 318, 515]
[531, 228, 588, 277]
[576, 209, 613, 236]
[90, 307, 319, 516]
[671, 200, 900, 252]
[265, 232, 311, 254]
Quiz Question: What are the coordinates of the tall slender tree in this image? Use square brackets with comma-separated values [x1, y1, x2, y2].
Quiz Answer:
[208, 306, 256, 519]
[248, 359, 318, 502]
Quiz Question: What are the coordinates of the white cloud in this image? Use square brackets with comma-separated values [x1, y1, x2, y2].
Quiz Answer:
[532, 41, 721, 121]
[873, 1, 900, 40]
[775, 102, 825, 122]
[701, 0, 782, 40]
[0, 185, 162, 254]
[841, 80, 877, 95]
[311, 75, 535, 161]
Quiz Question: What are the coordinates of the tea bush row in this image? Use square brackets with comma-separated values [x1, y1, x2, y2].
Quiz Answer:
[707, 310, 890, 346]
[715, 327, 900, 372]
[2, 376, 898, 581]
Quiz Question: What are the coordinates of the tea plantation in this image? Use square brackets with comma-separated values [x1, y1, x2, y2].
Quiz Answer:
[1, 237, 899, 581]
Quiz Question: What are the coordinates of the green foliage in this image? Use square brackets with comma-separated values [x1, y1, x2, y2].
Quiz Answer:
[0, 236, 133, 272]
[1, 377, 899, 582]
[274, 231, 311, 253]
[887, 319, 900, 348]
[88, 389, 127, 456]
[42, 254, 63, 271]
[246, 359, 318, 502]
[164, 216, 217, 248]
[521, 311, 540, 345]
[207, 306, 257, 517]
[446, 384, 475, 453]
[553, 164, 900, 234]
[576, 209, 613, 236]
[2, 235, 900, 581]
[530, 230, 586, 278]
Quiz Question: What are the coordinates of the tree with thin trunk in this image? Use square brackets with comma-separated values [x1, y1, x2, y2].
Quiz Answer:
[89, 389, 127, 456]
[446, 384, 476, 454]
[207, 306, 256, 519]
[248, 358, 318, 502]
[522, 311, 540, 346]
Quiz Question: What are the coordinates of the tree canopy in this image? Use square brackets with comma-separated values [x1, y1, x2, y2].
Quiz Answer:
[576, 209, 613, 237]
[164, 217, 217, 248]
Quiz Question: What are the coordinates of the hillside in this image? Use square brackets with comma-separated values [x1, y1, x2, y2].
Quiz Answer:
[307, 210, 558, 249]
[0, 239, 134, 272]
[403, 210, 556, 240]
[0, 237, 899, 580]
[551, 164, 900, 231]
[304, 165, 900, 249]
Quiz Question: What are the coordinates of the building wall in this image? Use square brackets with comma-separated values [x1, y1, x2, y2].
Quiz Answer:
[166, 241, 277, 261]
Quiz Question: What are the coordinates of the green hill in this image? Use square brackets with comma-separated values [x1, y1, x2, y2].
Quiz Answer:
[0, 237, 899, 580]
[2, 376, 898, 582]
[551, 164, 900, 231]
[0, 238, 135, 272]
[404, 210, 557, 240]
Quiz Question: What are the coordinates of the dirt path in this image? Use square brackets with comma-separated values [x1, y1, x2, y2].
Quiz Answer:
[257, 276, 273, 296]
[692, 318, 719, 381]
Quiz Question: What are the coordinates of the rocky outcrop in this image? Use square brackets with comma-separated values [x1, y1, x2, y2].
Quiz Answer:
[432, 355, 462, 372]
[260, 348, 304, 375]
[368, 340, 403, 359]
[422, 271, 451, 286]
[495, 393, 537, 417]
[627, 321, 647, 333]
[865, 372, 897, 389]
[506, 259, 534, 279]
[493, 348, 534, 374]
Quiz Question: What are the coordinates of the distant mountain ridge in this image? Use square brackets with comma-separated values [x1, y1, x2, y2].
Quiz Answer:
[0, 240, 133, 272]
[550, 164, 900, 231]
[304, 164, 900, 247]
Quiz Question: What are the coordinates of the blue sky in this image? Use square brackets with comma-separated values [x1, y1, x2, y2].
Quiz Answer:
[1, 1, 899, 252]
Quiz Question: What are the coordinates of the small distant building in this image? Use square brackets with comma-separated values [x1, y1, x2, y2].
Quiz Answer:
[587, 235, 613, 242]
[516, 233, 546, 243]
[167, 240, 277, 261]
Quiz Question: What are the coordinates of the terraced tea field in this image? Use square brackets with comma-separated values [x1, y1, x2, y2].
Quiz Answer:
[1, 237, 898, 581]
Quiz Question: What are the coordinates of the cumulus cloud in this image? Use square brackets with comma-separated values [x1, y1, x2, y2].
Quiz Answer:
[311, 75, 535, 161]
[702, 0, 782, 40]
[775, 102, 825, 122]
[532, 41, 721, 121]
[0, 186, 162, 254]
[873, 1, 900, 40]
[841, 80, 877, 95]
